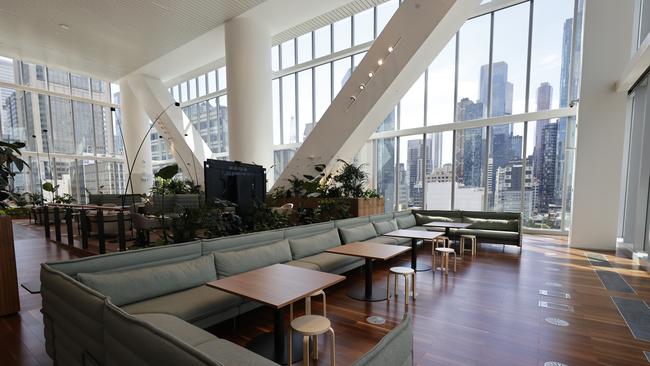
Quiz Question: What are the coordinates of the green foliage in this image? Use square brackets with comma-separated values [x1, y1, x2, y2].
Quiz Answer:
[155, 164, 179, 180]
[42, 182, 75, 204]
[26, 192, 45, 205]
[2, 207, 31, 217]
[332, 159, 368, 198]
[243, 202, 290, 232]
[151, 177, 200, 195]
[312, 198, 352, 222]
[169, 206, 205, 243]
[203, 199, 243, 238]
[0, 140, 28, 208]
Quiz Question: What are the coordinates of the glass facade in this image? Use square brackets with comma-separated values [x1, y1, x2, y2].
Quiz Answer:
[0, 56, 124, 203]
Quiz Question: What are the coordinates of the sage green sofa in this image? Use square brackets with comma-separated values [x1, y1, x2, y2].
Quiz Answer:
[41, 211, 419, 366]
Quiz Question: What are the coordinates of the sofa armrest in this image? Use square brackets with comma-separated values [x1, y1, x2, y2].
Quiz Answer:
[353, 314, 413, 366]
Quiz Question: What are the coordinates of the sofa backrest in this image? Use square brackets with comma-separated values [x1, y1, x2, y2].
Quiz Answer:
[41, 264, 107, 366]
[460, 211, 521, 232]
[338, 223, 378, 243]
[103, 301, 220, 366]
[48, 241, 203, 276]
[76, 255, 217, 306]
[288, 228, 341, 259]
[412, 210, 463, 225]
[369, 213, 394, 222]
[335, 216, 371, 228]
[213, 239, 293, 277]
[201, 230, 284, 254]
[283, 221, 335, 240]
[353, 314, 413, 366]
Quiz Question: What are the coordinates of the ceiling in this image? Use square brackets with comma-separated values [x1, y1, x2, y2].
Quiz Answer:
[0, 0, 265, 81]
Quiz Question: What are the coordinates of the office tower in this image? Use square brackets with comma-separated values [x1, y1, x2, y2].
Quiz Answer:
[480, 61, 514, 118]
[539, 122, 558, 212]
[555, 18, 574, 202]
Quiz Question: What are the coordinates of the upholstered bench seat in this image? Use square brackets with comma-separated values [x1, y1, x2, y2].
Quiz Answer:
[448, 228, 519, 241]
[123, 285, 241, 325]
[286, 260, 321, 271]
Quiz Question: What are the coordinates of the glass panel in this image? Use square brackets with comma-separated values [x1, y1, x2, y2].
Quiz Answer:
[73, 101, 94, 154]
[207, 70, 217, 94]
[333, 57, 352, 97]
[297, 33, 313, 64]
[427, 36, 456, 126]
[274, 148, 296, 180]
[24, 92, 37, 151]
[333, 17, 352, 52]
[79, 160, 98, 204]
[272, 79, 281, 145]
[353, 52, 366, 69]
[93, 105, 107, 155]
[354, 8, 375, 45]
[272, 46, 280, 72]
[491, 3, 529, 116]
[112, 108, 124, 155]
[562, 117, 577, 231]
[91, 79, 109, 102]
[377, 137, 396, 212]
[111, 83, 120, 105]
[377, 0, 399, 36]
[398, 135, 424, 209]
[50, 97, 74, 153]
[487, 122, 524, 212]
[0, 57, 16, 83]
[197, 101, 209, 144]
[281, 74, 296, 144]
[425, 131, 454, 210]
[314, 63, 331, 122]
[456, 15, 490, 121]
[297, 70, 313, 141]
[281, 39, 296, 69]
[454, 127, 486, 210]
[48, 68, 70, 94]
[529, 0, 574, 111]
[97, 161, 114, 194]
[54, 158, 79, 203]
[217, 97, 229, 153]
[197, 74, 207, 97]
[70, 73, 91, 98]
[0, 88, 27, 143]
[172, 85, 180, 102]
[218, 67, 227, 90]
[314, 25, 332, 58]
[188, 78, 197, 100]
[180, 81, 188, 102]
[399, 74, 425, 129]
[20, 62, 47, 89]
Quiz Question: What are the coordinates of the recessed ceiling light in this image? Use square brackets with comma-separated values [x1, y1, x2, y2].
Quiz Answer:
[59, 24, 70, 30]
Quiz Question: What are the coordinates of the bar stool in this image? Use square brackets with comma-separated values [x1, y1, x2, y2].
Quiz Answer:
[289, 290, 327, 364]
[386, 267, 416, 305]
[289, 315, 336, 366]
[460, 234, 477, 257]
[435, 247, 457, 274]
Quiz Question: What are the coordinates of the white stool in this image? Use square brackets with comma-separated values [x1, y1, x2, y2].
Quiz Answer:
[460, 235, 477, 257]
[434, 247, 457, 274]
[387, 267, 416, 305]
[289, 315, 335, 366]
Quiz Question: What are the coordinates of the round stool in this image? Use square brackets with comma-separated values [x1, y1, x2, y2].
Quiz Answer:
[289, 315, 336, 366]
[432, 236, 450, 250]
[434, 247, 457, 274]
[386, 267, 416, 305]
[460, 235, 477, 257]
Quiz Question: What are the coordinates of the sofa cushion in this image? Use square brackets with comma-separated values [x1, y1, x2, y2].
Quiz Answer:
[414, 213, 455, 226]
[122, 285, 241, 323]
[213, 239, 292, 278]
[134, 313, 216, 346]
[298, 252, 363, 273]
[288, 229, 342, 259]
[195, 339, 278, 366]
[463, 217, 518, 231]
[450, 228, 519, 241]
[395, 215, 416, 229]
[78, 255, 217, 306]
[372, 219, 398, 235]
[339, 223, 378, 243]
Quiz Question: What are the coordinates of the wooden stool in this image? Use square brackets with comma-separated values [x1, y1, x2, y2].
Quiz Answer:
[289, 290, 327, 364]
[432, 236, 450, 251]
[386, 267, 416, 305]
[460, 235, 477, 257]
[434, 247, 457, 274]
[289, 315, 335, 366]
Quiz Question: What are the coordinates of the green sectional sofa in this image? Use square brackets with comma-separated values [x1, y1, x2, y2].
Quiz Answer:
[41, 211, 417, 366]
[409, 209, 522, 247]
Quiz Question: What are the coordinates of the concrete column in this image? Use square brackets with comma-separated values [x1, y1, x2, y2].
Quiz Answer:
[569, 0, 635, 250]
[225, 17, 274, 186]
[119, 80, 153, 194]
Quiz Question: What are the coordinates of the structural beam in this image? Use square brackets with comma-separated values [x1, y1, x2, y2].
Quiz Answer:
[274, 0, 480, 188]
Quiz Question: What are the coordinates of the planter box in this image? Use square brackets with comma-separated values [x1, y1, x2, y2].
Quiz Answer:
[0, 216, 20, 316]
[268, 197, 384, 217]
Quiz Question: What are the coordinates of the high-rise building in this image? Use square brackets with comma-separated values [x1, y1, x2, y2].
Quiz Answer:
[480, 61, 514, 118]
[539, 122, 559, 212]
[555, 18, 575, 202]
[406, 136, 432, 208]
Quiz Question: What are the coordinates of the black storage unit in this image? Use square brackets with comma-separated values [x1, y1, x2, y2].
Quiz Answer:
[204, 160, 266, 214]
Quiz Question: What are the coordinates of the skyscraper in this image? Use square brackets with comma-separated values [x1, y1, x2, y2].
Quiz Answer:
[555, 18, 574, 202]
[406, 136, 432, 208]
[480, 61, 513, 118]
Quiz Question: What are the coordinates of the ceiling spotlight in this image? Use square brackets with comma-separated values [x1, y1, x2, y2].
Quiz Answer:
[388, 46, 394, 53]
[377, 59, 383, 66]
[359, 84, 365, 90]
[350, 96, 357, 101]
[59, 24, 70, 31]
[368, 72, 374, 78]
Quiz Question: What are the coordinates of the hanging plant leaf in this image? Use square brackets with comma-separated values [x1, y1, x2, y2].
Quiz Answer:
[42, 182, 55, 193]
[155, 164, 179, 180]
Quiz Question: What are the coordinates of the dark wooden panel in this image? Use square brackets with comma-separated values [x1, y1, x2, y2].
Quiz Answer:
[0, 216, 20, 316]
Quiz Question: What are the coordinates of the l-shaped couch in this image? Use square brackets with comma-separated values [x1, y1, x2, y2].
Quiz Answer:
[40, 209, 521, 365]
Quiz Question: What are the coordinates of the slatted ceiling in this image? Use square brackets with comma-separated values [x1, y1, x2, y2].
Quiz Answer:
[0, 0, 264, 80]
[272, 0, 390, 45]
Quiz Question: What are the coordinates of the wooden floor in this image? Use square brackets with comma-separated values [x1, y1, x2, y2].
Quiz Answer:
[2, 222, 650, 365]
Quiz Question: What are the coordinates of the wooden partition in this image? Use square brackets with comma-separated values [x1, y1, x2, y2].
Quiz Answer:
[0, 216, 19, 316]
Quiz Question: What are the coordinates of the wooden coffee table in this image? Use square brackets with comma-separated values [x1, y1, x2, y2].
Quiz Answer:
[384, 229, 442, 272]
[326, 242, 410, 302]
[207, 264, 345, 364]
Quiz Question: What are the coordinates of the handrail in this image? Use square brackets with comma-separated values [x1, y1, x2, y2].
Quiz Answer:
[45, 203, 132, 212]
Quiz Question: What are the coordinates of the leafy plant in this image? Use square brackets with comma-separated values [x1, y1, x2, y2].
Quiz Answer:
[313, 198, 352, 222]
[203, 199, 243, 238]
[26, 192, 45, 205]
[43, 182, 76, 204]
[169, 206, 204, 243]
[331, 159, 368, 198]
[242, 202, 290, 232]
[0, 140, 28, 209]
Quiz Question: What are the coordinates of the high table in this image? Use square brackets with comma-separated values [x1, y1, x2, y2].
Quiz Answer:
[384, 229, 442, 272]
[326, 242, 410, 302]
[207, 264, 345, 364]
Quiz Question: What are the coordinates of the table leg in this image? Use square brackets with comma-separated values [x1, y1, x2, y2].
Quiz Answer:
[411, 238, 432, 272]
[347, 258, 387, 301]
[274, 308, 284, 361]
[248, 306, 305, 364]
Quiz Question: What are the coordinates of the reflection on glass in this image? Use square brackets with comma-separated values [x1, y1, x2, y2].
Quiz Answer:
[272, 79, 281, 145]
[333, 57, 352, 98]
[50, 97, 74, 154]
[207, 70, 217, 94]
[197, 74, 206, 97]
[376, 0, 399, 36]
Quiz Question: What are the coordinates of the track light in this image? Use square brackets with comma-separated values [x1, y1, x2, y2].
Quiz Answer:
[377, 59, 383, 66]
[388, 46, 394, 53]
[359, 84, 365, 90]
[368, 72, 374, 78]
[350, 96, 357, 101]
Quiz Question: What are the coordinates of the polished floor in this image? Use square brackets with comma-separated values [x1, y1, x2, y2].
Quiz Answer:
[2, 222, 650, 365]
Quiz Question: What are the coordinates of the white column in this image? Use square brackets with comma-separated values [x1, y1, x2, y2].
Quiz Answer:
[569, 0, 635, 250]
[119, 80, 153, 194]
[224, 17, 274, 186]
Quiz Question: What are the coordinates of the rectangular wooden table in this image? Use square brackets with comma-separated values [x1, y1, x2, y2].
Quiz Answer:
[326, 242, 410, 302]
[384, 229, 442, 272]
[207, 264, 345, 364]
